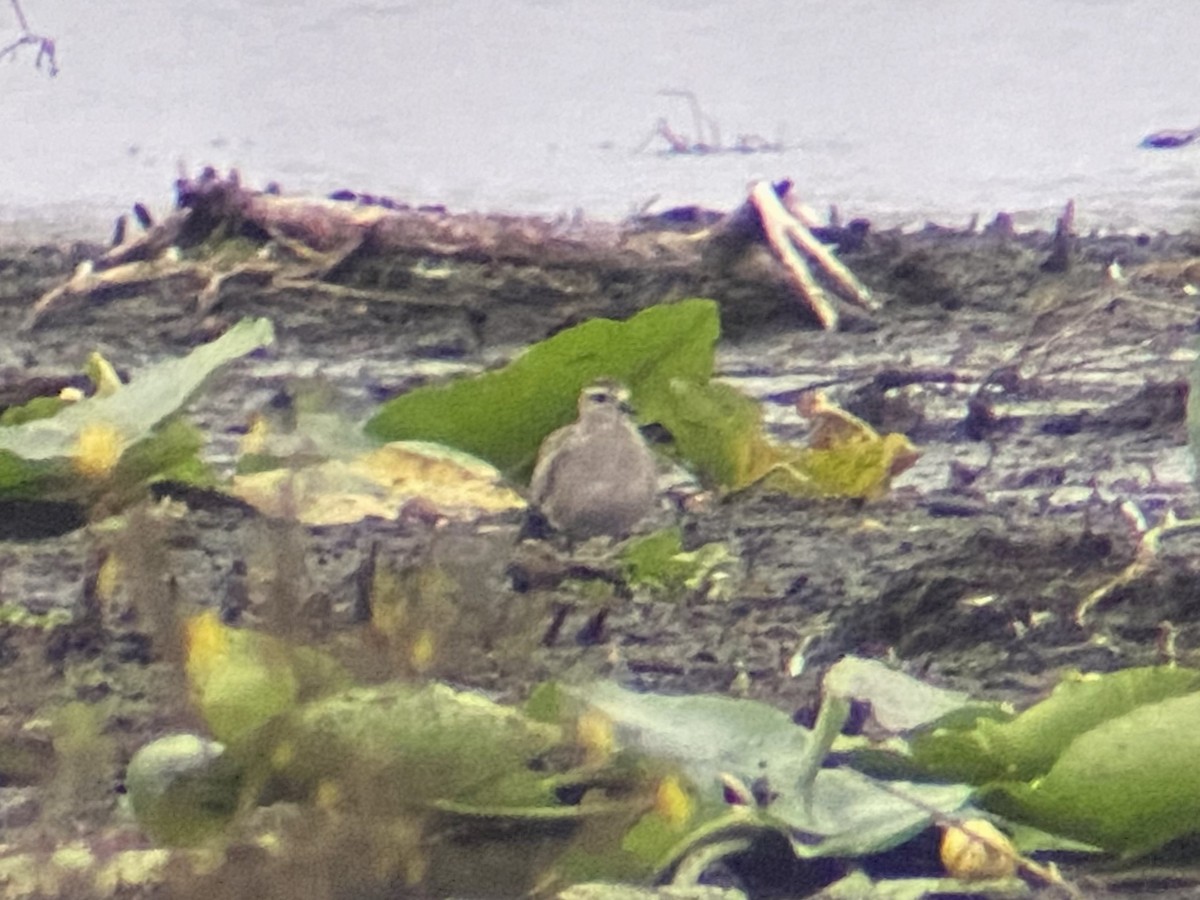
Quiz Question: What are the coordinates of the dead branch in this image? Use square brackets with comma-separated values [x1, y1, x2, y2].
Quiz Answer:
[24, 171, 876, 333]
[0, 0, 57, 76]
[639, 90, 782, 155]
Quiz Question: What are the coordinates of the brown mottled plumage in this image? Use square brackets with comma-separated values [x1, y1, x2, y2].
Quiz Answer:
[530, 381, 658, 540]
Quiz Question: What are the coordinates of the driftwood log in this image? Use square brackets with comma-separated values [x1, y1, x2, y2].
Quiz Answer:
[24, 171, 875, 334]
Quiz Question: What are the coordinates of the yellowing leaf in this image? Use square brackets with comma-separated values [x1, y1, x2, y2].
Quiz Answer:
[410, 629, 435, 674]
[940, 820, 1017, 880]
[229, 441, 525, 526]
[355, 441, 524, 512]
[84, 351, 123, 397]
[239, 413, 270, 457]
[577, 709, 615, 767]
[643, 381, 915, 499]
[653, 774, 693, 830]
[73, 422, 124, 478]
[792, 431, 919, 499]
[183, 611, 298, 745]
[786, 390, 919, 499]
[184, 610, 228, 679]
[96, 554, 120, 605]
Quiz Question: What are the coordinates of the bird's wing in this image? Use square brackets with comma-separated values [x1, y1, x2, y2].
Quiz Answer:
[529, 423, 575, 504]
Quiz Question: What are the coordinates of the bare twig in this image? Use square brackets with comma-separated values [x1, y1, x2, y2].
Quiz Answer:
[0, 0, 57, 76]
[1040, 199, 1076, 273]
[1075, 505, 1200, 626]
[749, 181, 876, 328]
[642, 90, 781, 155]
[659, 89, 719, 150]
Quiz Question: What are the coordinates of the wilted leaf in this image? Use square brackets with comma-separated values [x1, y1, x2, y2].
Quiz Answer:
[230, 440, 524, 525]
[940, 820, 1018, 880]
[643, 381, 916, 498]
[787, 391, 919, 499]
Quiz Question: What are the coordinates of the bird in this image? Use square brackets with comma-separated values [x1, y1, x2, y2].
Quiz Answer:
[529, 380, 658, 541]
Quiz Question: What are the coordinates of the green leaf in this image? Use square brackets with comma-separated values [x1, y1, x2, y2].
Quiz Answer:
[0, 396, 69, 426]
[0, 318, 273, 504]
[818, 871, 1029, 899]
[525, 681, 568, 724]
[0, 449, 67, 500]
[0, 317, 274, 462]
[639, 378, 780, 489]
[364, 299, 720, 479]
[619, 528, 687, 587]
[571, 683, 972, 860]
[125, 733, 243, 847]
[911, 666, 1200, 784]
[184, 611, 300, 746]
[985, 688, 1200, 856]
[270, 682, 565, 810]
[107, 416, 210, 489]
[824, 656, 992, 734]
[769, 773, 971, 859]
[573, 681, 812, 794]
[618, 527, 736, 599]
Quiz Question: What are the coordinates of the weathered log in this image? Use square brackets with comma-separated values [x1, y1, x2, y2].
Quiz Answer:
[23, 172, 875, 334]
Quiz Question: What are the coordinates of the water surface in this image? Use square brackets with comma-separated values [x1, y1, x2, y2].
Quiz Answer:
[3, 0, 1198, 238]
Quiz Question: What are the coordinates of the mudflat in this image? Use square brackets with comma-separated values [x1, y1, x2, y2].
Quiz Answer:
[1, 190, 1198, 897]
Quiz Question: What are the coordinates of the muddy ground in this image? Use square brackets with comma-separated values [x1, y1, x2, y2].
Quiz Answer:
[1, 208, 1200, 899]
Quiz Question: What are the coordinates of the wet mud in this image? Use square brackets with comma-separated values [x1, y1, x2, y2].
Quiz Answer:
[1, 212, 1199, 898]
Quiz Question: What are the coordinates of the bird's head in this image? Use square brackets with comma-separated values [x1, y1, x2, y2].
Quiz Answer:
[578, 379, 633, 419]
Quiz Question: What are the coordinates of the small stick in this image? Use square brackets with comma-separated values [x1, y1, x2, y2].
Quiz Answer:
[1041, 199, 1076, 273]
[750, 181, 839, 328]
[750, 182, 876, 327]
[0, 0, 57, 75]
[774, 186, 875, 309]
